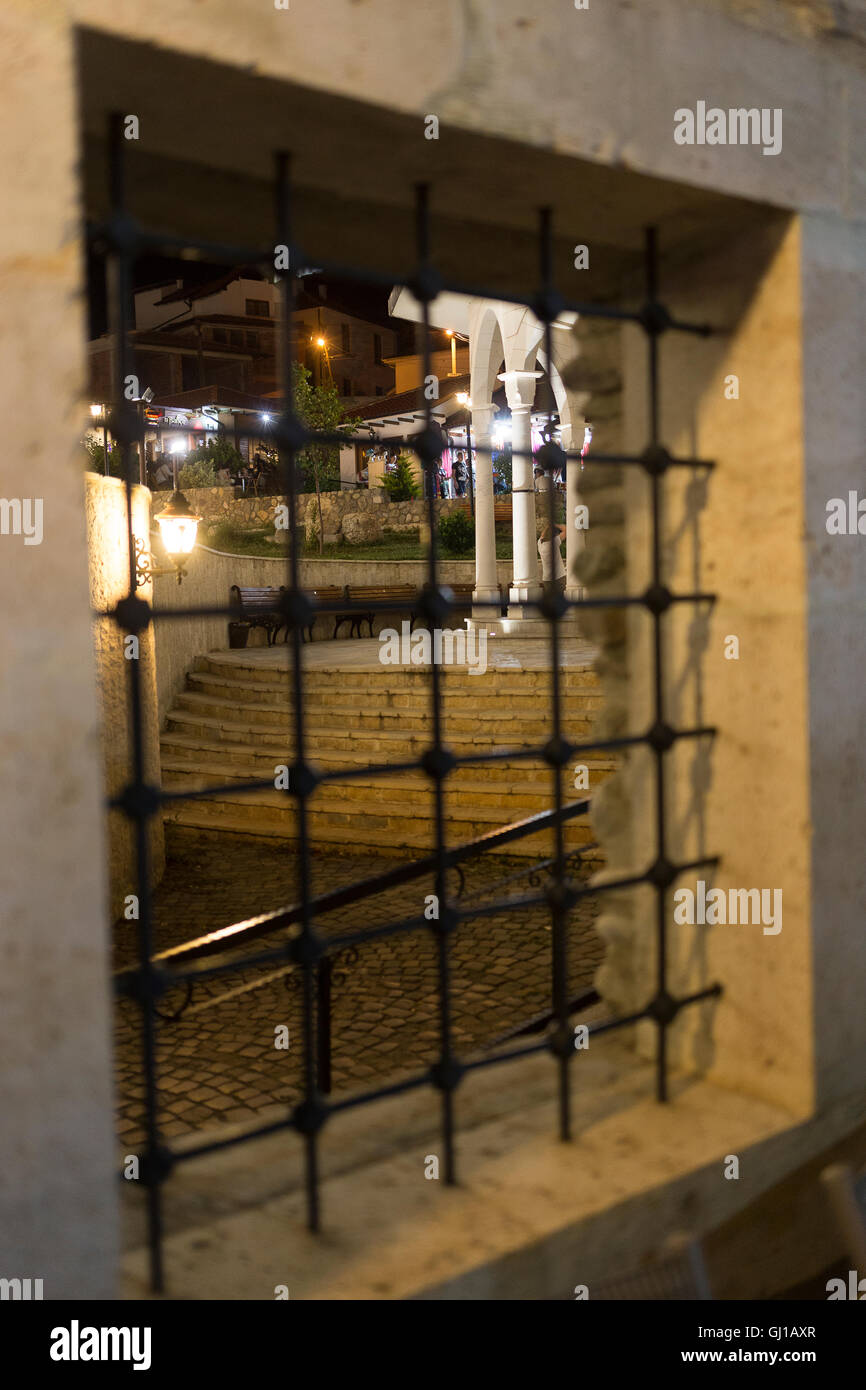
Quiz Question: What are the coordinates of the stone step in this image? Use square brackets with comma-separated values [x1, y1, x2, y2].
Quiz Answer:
[163, 709, 604, 758]
[195, 653, 600, 691]
[185, 669, 604, 716]
[161, 767, 592, 825]
[163, 650, 606, 857]
[161, 757, 605, 812]
[171, 690, 594, 738]
[159, 732, 618, 781]
[161, 793, 596, 857]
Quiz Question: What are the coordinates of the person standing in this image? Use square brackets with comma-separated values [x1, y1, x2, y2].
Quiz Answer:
[534, 463, 551, 494]
[453, 450, 467, 497]
[537, 519, 567, 599]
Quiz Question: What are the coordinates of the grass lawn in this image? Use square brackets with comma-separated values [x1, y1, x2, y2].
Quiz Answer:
[203, 522, 514, 562]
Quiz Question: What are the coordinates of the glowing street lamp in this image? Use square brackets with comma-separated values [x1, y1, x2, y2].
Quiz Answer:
[134, 490, 201, 588]
[155, 490, 201, 561]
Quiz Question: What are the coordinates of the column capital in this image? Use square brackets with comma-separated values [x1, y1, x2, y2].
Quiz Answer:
[497, 369, 541, 411]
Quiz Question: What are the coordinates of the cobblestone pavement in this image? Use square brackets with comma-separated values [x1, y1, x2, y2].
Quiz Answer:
[114, 827, 603, 1148]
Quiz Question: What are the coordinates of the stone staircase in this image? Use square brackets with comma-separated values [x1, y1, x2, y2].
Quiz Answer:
[159, 654, 612, 858]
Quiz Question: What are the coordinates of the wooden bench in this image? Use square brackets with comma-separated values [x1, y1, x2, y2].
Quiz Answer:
[453, 498, 512, 522]
[340, 584, 419, 638]
[231, 584, 358, 644]
[229, 585, 287, 646]
[230, 582, 496, 646]
[338, 583, 501, 637]
[306, 586, 351, 642]
[448, 582, 475, 608]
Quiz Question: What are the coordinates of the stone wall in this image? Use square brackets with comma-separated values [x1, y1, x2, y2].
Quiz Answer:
[182, 486, 469, 545]
[573, 218, 830, 1119]
[86, 476, 165, 922]
[563, 318, 633, 1018]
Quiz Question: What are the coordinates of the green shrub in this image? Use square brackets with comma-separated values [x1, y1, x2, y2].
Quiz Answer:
[177, 456, 218, 490]
[82, 436, 122, 478]
[438, 509, 475, 555]
[381, 454, 421, 501]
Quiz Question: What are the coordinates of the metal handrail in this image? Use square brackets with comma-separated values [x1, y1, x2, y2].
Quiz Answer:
[115, 795, 596, 1096]
[114, 795, 592, 990]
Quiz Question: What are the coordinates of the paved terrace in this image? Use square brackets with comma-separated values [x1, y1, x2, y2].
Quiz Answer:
[216, 633, 598, 672]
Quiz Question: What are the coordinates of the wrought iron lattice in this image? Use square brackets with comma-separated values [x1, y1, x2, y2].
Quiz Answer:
[95, 112, 722, 1294]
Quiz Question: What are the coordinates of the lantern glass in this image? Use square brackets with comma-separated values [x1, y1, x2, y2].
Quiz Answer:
[156, 512, 198, 556]
[154, 489, 201, 561]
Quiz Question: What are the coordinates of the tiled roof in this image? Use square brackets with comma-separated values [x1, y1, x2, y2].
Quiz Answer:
[150, 386, 274, 413]
[348, 373, 472, 422]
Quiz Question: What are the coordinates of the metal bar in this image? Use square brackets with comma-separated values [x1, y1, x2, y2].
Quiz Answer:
[97, 583, 717, 626]
[275, 150, 323, 1233]
[538, 205, 572, 1141]
[107, 110, 165, 1297]
[645, 225, 670, 1105]
[88, 219, 716, 339]
[415, 182, 458, 1186]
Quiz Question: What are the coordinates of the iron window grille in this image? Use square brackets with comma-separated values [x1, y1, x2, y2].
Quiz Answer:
[94, 113, 722, 1294]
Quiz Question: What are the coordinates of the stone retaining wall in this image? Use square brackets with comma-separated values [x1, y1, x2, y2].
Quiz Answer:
[181, 487, 468, 544]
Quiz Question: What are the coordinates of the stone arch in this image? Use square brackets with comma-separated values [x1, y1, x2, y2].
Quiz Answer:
[468, 300, 505, 407]
[535, 343, 575, 440]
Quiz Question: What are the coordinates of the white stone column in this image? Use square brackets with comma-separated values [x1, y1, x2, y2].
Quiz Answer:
[471, 401, 498, 614]
[562, 422, 585, 601]
[499, 369, 542, 614]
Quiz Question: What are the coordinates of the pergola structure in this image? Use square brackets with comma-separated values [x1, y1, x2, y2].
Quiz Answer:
[390, 288, 587, 632]
[146, 384, 278, 464]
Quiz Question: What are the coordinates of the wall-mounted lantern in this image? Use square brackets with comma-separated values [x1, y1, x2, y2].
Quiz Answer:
[134, 490, 201, 588]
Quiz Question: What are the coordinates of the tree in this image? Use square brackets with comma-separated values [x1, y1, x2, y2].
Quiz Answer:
[292, 363, 360, 554]
[381, 453, 421, 501]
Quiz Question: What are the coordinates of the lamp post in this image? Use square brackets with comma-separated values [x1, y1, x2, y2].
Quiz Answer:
[91, 403, 109, 475]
